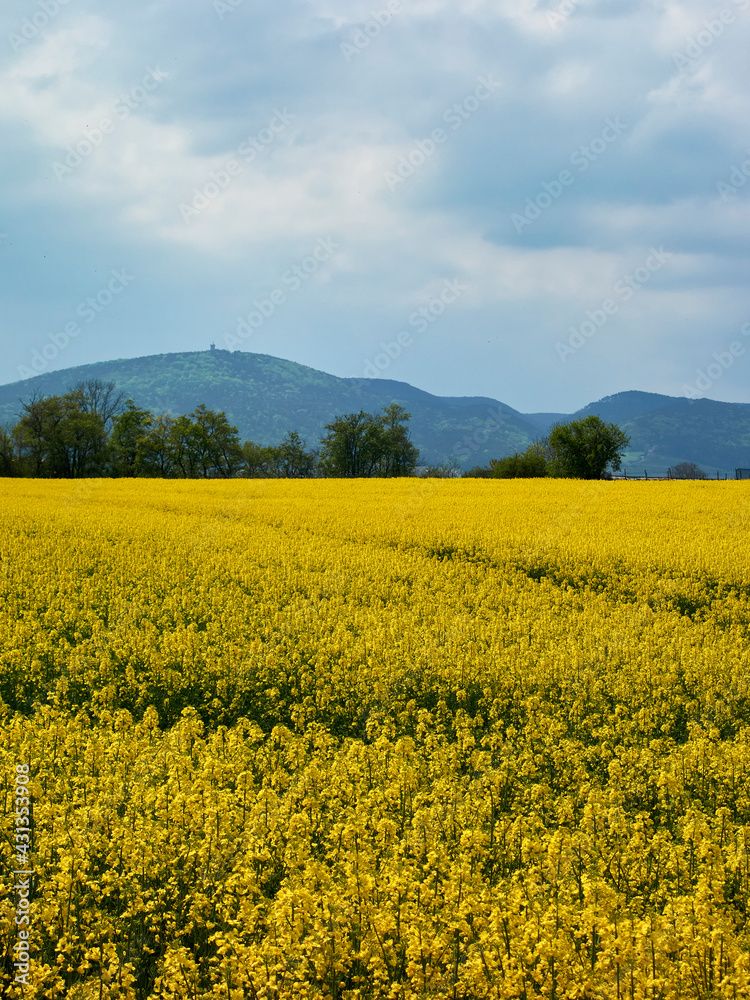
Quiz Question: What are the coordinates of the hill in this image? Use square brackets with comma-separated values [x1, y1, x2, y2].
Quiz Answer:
[1, 353, 749, 474]
[611, 397, 750, 477]
[0, 350, 538, 470]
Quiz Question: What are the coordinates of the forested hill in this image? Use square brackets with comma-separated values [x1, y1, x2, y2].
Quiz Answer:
[526, 391, 750, 477]
[1, 352, 749, 473]
[0, 350, 537, 470]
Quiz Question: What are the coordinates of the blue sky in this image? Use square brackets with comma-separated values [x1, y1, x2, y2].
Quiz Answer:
[1, 0, 748, 412]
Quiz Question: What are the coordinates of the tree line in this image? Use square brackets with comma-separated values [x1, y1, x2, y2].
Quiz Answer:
[0, 380, 420, 479]
[0, 379, 637, 480]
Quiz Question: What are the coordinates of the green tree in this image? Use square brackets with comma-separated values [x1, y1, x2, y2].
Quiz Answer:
[14, 393, 58, 476]
[0, 425, 18, 477]
[377, 403, 419, 477]
[275, 431, 318, 478]
[547, 415, 630, 479]
[192, 404, 243, 478]
[241, 440, 280, 478]
[168, 405, 243, 478]
[109, 401, 154, 477]
[319, 410, 383, 477]
[319, 406, 419, 477]
[57, 400, 107, 477]
[141, 414, 176, 477]
[15, 392, 107, 477]
[168, 413, 200, 478]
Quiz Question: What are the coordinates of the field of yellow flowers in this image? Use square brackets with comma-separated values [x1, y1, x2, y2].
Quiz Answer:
[1, 478, 750, 999]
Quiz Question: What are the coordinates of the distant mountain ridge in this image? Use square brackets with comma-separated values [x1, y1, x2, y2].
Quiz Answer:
[1, 352, 749, 474]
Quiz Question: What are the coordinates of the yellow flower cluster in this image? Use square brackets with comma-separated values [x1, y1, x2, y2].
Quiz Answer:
[1, 478, 750, 999]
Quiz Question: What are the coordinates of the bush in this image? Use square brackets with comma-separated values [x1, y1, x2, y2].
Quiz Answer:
[669, 462, 707, 480]
[420, 460, 461, 478]
[462, 465, 494, 478]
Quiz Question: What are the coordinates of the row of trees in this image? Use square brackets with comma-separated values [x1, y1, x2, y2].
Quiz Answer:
[0, 380, 421, 479]
[243, 406, 419, 479]
[0, 381, 641, 481]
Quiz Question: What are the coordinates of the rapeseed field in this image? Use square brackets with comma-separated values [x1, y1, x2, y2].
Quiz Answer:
[1, 478, 749, 999]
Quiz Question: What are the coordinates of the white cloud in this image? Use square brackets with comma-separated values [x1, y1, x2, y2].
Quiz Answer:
[0, 18, 114, 142]
[0, 0, 748, 408]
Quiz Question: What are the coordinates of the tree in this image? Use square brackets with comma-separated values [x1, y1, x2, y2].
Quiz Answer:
[191, 404, 243, 478]
[109, 401, 154, 477]
[0, 426, 18, 477]
[71, 378, 125, 432]
[319, 411, 383, 477]
[55, 399, 108, 477]
[319, 406, 419, 477]
[669, 461, 707, 480]
[142, 414, 176, 477]
[547, 416, 629, 479]
[168, 405, 243, 479]
[490, 444, 548, 478]
[241, 440, 280, 478]
[275, 431, 318, 478]
[15, 391, 107, 477]
[13, 392, 55, 476]
[377, 404, 420, 477]
[168, 413, 200, 478]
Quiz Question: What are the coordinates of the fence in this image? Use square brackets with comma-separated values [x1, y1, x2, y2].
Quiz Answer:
[737, 468, 750, 480]
[613, 470, 732, 481]
[612, 472, 670, 480]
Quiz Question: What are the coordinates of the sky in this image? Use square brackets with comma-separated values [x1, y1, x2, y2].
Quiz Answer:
[0, 0, 749, 413]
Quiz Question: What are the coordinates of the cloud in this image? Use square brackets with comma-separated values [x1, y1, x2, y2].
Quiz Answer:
[0, 0, 748, 411]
